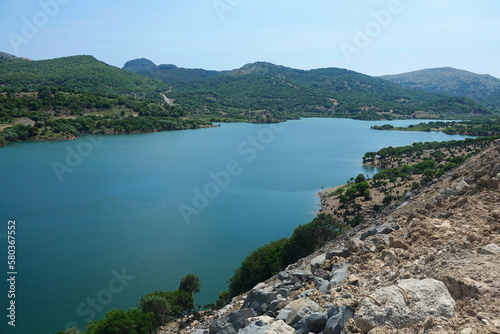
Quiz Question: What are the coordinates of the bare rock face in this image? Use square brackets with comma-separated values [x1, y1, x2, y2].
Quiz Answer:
[354, 279, 455, 332]
[265, 320, 295, 334]
[481, 243, 500, 255]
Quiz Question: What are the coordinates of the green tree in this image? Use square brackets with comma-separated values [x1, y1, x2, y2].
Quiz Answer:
[85, 308, 154, 334]
[355, 173, 366, 183]
[179, 274, 201, 294]
[139, 295, 171, 330]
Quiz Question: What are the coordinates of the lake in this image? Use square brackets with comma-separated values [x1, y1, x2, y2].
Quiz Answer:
[0, 118, 472, 333]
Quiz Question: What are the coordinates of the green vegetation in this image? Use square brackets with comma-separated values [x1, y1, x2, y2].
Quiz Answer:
[227, 213, 344, 297]
[56, 274, 201, 334]
[379, 67, 500, 112]
[372, 118, 500, 136]
[169, 62, 489, 122]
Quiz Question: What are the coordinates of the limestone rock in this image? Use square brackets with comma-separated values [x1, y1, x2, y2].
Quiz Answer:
[354, 279, 455, 332]
[481, 243, 500, 255]
[265, 320, 294, 334]
[283, 297, 323, 326]
[210, 308, 257, 334]
[326, 248, 352, 259]
[329, 263, 349, 287]
[346, 238, 363, 252]
[324, 306, 355, 334]
[243, 288, 277, 315]
[244, 315, 274, 327]
[238, 321, 269, 334]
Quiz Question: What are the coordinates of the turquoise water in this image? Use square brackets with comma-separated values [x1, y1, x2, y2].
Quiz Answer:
[0, 118, 471, 333]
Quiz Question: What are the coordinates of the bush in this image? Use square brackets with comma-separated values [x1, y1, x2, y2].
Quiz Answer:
[85, 308, 154, 334]
[139, 295, 171, 329]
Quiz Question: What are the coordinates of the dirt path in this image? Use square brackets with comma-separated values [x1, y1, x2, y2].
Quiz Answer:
[160, 87, 175, 106]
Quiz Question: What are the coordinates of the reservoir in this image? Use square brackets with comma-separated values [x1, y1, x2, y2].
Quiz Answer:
[0, 118, 472, 333]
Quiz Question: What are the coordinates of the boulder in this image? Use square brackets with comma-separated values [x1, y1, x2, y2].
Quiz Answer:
[307, 312, 329, 326]
[329, 263, 349, 287]
[244, 315, 274, 327]
[376, 224, 396, 234]
[354, 279, 455, 332]
[243, 288, 277, 315]
[209, 308, 257, 334]
[346, 238, 363, 252]
[388, 235, 408, 249]
[455, 179, 470, 194]
[314, 268, 331, 280]
[288, 270, 311, 281]
[481, 243, 500, 255]
[310, 253, 326, 272]
[326, 248, 352, 259]
[265, 320, 294, 334]
[283, 297, 323, 326]
[324, 305, 355, 334]
[360, 227, 378, 241]
[193, 330, 208, 334]
[238, 321, 269, 334]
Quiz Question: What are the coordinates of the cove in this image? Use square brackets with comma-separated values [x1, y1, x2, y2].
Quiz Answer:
[0, 118, 472, 333]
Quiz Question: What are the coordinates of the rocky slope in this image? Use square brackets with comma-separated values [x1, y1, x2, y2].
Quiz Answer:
[171, 139, 500, 334]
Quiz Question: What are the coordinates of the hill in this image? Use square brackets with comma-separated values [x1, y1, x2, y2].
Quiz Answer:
[0, 55, 208, 146]
[0, 55, 169, 97]
[167, 61, 490, 122]
[380, 67, 500, 112]
[122, 58, 226, 85]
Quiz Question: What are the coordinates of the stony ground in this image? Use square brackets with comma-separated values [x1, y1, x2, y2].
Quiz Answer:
[162, 140, 500, 334]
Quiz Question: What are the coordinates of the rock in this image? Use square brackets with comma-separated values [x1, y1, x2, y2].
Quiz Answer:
[329, 263, 349, 287]
[265, 320, 294, 334]
[243, 289, 277, 315]
[288, 270, 311, 281]
[436, 188, 457, 201]
[278, 271, 291, 281]
[267, 297, 286, 313]
[314, 268, 331, 280]
[318, 279, 330, 294]
[326, 248, 352, 259]
[376, 224, 395, 234]
[324, 306, 355, 334]
[238, 321, 269, 334]
[388, 235, 408, 249]
[292, 318, 309, 334]
[360, 227, 378, 241]
[273, 288, 288, 298]
[460, 328, 472, 334]
[193, 330, 208, 334]
[346, 238, 363, 252]
[348, 274, 359, 286]
[209, 308, 257, 334]
[354, 279, 455, 332]
[310, 254, 326, 273]
[306, 312, 329, 326]
[455, 179, 471, 194]
[283, 297, 324, 326]
[244, 315, 274, 327]
[481, 243, 500, 255]
[381, 249, 398, 267]
[276, 309, 291, 322]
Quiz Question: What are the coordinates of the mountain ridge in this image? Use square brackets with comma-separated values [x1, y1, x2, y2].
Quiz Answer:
[379, 67, 500, 111]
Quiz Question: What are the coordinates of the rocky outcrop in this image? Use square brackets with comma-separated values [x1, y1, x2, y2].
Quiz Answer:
[354, 279, 455, 332]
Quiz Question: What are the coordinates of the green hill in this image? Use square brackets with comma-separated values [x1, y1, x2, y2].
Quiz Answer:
[379, 67, 500, 112]
[0, 55, 169, 98]
[122, 58, 226, 85]
[168, 62, 489, 122]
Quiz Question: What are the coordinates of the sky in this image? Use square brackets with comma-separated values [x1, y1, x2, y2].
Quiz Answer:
[0, 0, 499, 78]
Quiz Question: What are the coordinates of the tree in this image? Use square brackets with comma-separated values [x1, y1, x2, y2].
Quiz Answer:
[85, 308, 154, 334]
[179, 274, 201, 294]
[355, 173, 366, 183]
[139, 295, 171, 330]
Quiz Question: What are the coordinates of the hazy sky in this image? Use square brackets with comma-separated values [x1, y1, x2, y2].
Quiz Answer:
[0, 0, 499, 77]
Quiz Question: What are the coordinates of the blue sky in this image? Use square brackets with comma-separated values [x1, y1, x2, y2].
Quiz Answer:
[0, 0, 499, 77]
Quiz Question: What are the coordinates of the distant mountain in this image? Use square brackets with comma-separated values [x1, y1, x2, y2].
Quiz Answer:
[167, 61, 489, 121]
[0, 55, 168, 97]
[122, 58, 226, 85]
[379, 67, 500, 111]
